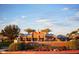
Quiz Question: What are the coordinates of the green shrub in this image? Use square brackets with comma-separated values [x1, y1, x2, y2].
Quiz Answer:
[68, 40, 78, 50]
[0, 42, 2, 49]
[8, 42, 58, 51]
[75, 39, 79, 49]
[50, 46, 67, 51]
[0, 39, 11, 49]
[25, 42, 40, 50]
[17, 42, 26, 50]
[8, 42, 49, 51]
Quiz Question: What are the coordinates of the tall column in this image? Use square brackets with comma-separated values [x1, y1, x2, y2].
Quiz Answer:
[38, 32, 40, 41]
[44, 32, 46, 41]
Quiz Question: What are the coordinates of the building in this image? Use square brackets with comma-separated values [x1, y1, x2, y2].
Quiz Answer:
[18, 32, 59, 41]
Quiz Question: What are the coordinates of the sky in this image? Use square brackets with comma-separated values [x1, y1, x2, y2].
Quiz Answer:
[0, 4, 79, 35]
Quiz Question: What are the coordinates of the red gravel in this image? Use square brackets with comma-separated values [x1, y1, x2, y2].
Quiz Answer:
[0, 50, 79, 54]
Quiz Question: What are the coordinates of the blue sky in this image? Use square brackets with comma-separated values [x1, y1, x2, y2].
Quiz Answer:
[0, 4, 79, 35]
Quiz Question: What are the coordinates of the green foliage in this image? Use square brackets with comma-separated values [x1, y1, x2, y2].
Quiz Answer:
[41, 28, 51, 34]
[17, 42, 26, 50]
[68, 40, 78, 50]
[0, 43, 2, 49]
[1, 25, 20, 42]
[8, 42, 38, 51]
[0, 39, 11, 49]
[24, 28, 36, 34]
[50, 46, 67, 51]
[75, 39, 79, 49]
[25, 42, 40, 50]
[70, 31, 77, 34]
[8, 42, 51, 51]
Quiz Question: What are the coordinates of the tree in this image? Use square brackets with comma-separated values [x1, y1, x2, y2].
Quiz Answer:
[70, 28, 79, 35]
[24, 28, 34, 34]
[1, 25, 20, 42]
[57, 35, 68, 41]
[41, 28, 51, 34]
[66, 28, 79, 40]
[24, 28, 36, 41]
[70, 31, 77, 35]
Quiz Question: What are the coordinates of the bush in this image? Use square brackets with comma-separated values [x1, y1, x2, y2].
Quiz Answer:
[17, 42, 26, 51]
[50, 46, 67, 51]
[2, 40, 11, 47]
[8, 42, 51, 51]
[68, 40, 78, 50]
[0, 43, 2, 49]
[9, 42, 70, 51]
[25, 42, 40, 50]
[76, 39, 79, 49]
[71, 39, 79, 50]
[32, 44, 51, 51]
[0, 39, 11, 49]
[8, 42, 40, 51]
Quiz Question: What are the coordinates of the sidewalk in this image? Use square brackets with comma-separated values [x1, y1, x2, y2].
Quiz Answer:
[0, 50, 79, 54]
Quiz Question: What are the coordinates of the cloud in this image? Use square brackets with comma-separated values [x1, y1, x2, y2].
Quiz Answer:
[0, 17, 8, 31]
[75, 11, 79, 17]
[0, 17, 7, 21]
[35, 18, 49, 23]
[62, 7, 69, 11]
[71, 8, 79, 11]
[10, 16, 27, 25]
[0, 15, 27, 26]
[69, 16, 79, 21]
[35, 18, 71, 29]
[8, 19, 19, 25]
[53, 22, 70, 27]
[62, 7, 79, 11]
[35, 18, 53, 28]
[21, 16, 27, 19]
[0, 16, 27, 29]
[69, 11, 79, 21]
[0, 16, 29, 33]
[52, 25, 76, 35]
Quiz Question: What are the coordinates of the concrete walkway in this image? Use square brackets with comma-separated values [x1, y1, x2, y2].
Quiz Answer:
[0, 50, 79, 54]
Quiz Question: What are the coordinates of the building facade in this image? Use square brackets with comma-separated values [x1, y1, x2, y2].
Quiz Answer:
[18, 32, 59, 41]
